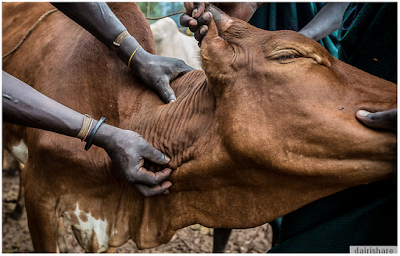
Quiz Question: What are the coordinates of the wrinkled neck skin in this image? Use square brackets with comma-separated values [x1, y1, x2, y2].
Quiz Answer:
[121, 70, 216, 171]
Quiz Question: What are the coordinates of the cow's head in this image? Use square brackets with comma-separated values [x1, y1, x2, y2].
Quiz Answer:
[200, 5, 396, 186]
[138, 6, 396, 248]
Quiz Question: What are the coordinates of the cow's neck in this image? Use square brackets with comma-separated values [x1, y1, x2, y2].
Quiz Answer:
[131, 71, 215, 169]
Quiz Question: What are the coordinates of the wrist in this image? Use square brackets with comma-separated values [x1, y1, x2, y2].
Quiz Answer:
[90, 122, 118, 152]
[117, 36, 148, 71]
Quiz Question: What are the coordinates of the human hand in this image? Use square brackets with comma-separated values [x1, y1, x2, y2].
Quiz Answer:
[356, 108, 397, 132]
[97, 125, 173, 197]
[180, 2, 259, 42]
[131, 48, 194, 103]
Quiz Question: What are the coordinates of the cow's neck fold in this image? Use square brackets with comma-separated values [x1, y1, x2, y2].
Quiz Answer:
[133, 71, 215, 169]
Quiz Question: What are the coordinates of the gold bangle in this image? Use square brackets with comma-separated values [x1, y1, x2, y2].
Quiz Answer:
[76, 114, 92, 141]
[127, 45, 142, 69]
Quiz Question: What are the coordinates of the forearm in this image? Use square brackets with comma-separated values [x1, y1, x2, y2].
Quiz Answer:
[3, 71, 118, 150]
[299, 3, 349, 41]
[51, 3, 143, 66]
[52, 2, 126, 47]
[52, 3, 187, 104]
[3, 71, 84, 137]
[3, 72, 172, 195]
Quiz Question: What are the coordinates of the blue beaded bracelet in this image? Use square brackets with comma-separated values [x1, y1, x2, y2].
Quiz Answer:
[85, 117, 106, 151]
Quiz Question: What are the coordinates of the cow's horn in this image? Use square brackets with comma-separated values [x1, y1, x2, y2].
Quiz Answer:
[205, 4, 233, 34]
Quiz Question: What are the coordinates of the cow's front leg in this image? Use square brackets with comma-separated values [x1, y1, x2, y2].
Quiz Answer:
[25, 199, 59, 252]
[24, 167, 59, 252]
[10, 162, 25, 220]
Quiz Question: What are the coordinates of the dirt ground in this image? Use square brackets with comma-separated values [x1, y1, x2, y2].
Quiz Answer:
[2, 153, 273, 253]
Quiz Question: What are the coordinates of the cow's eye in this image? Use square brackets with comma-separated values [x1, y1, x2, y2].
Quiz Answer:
[277, 54, 295, 61]
[269, 49, 301, 63]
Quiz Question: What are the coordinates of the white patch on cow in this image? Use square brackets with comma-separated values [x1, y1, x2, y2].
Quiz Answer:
[11, 140, 28, 164]
[63, 203, 109, 252]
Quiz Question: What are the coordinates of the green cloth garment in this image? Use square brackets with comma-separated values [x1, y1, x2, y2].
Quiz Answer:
[248, 3, 339, 58]
[268, 181, 396, 253]
[338, 3, 397, 83]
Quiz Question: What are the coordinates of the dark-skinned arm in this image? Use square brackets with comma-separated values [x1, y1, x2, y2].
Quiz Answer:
[298, 3, 349, 41]
[52, 2, 194, 103]
[3, 71, 172, 197]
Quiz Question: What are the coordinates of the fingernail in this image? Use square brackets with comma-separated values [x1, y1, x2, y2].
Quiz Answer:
[358, 110, 370, 117]
[192, 8, 198, 17]
[169, 95, 176, 103]
[200, 26, 207, 35]
[169, 99, 175, 103]
[189, 19, 197, 27]
[204, 12, 211, 20]
[165, 156, 171, 162]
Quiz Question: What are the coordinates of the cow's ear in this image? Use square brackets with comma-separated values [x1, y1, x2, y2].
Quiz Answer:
[200, 5, 233, 59]
[207, 4, 234, 35]
[200, 16, 233, 70]
[201, 19, 231, 50]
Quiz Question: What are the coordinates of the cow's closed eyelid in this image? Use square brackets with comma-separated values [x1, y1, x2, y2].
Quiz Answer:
[268, 49, 302, 62]
[277, 54, 296, 61]
[271, 53, 302, 64]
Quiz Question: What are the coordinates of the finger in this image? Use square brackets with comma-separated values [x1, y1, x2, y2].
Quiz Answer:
[134, 166, 171, 186]
[196, 11, 213, 27]
[356, 109, 397, 132]
[176, 61, 195, 75]
[192, 3, 206, 18]
[183, 2, 194, 15]
[154, 168, 173, 180]
[189, 12, 213, 34]
[134, 180, 172, 197]
[154, 77, 176, 103]
[139, 139, 171, 164]
[180, 13, 197, 28]
[194, 25, 209, 42]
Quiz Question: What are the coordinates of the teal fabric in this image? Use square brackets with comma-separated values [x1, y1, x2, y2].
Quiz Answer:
[268, 181, 397, 253]
[338, 3, 397, 83]
[248, 3, 339, 57]
[249, 3, 397, 253]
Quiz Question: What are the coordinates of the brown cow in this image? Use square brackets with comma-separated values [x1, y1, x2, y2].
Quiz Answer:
[2, 2, 396, 252]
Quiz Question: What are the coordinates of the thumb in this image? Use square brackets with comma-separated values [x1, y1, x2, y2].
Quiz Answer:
[141, 142, 171, 165]
[154, 77, 176, 103]
[356, 109, 397, 132]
